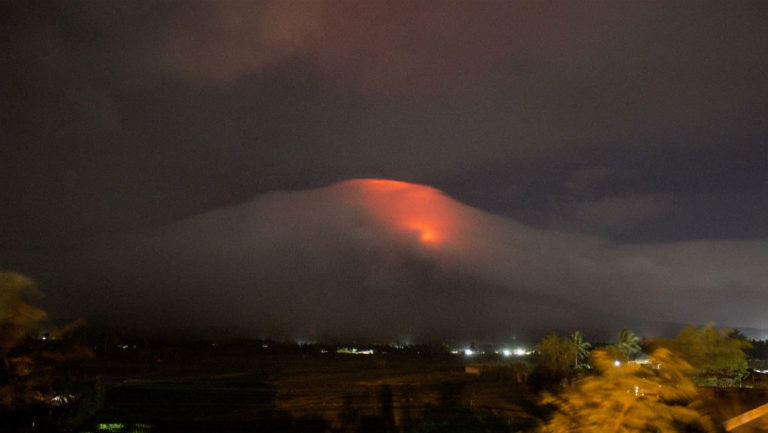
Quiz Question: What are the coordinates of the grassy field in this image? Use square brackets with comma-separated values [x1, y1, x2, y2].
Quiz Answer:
[80, 346, 539, 432]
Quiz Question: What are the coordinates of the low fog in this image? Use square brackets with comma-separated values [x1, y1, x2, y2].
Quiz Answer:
[46, 180, 767, 342]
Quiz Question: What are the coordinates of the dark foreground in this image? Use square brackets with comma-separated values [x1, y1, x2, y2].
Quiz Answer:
[64, 342, 768, 433]
[73, 342, 539, 433]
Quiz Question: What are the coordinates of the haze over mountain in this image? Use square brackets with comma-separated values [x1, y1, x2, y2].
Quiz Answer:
[3, 2, 767, 344]
[43, 179, 767, 342]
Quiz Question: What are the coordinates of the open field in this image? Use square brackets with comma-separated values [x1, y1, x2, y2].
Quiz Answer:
[76, 344, 768, 433]
[80, 345, 539, 432]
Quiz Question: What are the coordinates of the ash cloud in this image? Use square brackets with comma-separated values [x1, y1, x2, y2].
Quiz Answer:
[2, 0, 767, 256]
[53, 181, 768, 341]
[2, 2, 767, 340]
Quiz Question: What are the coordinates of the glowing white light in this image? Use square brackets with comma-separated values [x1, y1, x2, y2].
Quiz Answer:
[451, 350, 459, 354]
[614, 360, 621, 367]
[502, 349, 512, 357]
[514, 348, 527, 356]
[337, 347, 374, 355]
[464, 348, 475, 356]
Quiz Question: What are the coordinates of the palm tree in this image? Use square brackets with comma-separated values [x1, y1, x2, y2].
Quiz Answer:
[571, 331, 591, 367]
[617, 328, 641, 360]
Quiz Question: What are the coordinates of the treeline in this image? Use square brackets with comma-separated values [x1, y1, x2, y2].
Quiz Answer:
[533, 325, 756, 387]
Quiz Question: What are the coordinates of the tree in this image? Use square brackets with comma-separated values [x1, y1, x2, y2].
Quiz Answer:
[0, 272, 46, 369]
[540, 348, 715, 433]
[535, 333, 576, 379]
[0, 271, 98, 430]
[655, 323, 751, 386]
[616, 329, 641, 361]
[570, 331, 591, 368]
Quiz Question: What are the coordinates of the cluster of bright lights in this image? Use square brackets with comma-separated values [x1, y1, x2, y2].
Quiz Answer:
[451, 346, 532, 357]
[337, 347, 374, 355]
[449, 348, 477, 356]
[498, 348, 530, 357]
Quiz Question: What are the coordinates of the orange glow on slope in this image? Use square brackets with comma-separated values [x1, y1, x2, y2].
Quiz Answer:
[337, 179, 471, 248]
[418, 229, 436, 243]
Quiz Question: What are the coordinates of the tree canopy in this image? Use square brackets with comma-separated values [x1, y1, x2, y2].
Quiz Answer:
[535, 333, 577, 378]
[0, 271, 46, 362]
[1, 271, 94, 413]
[541, 348, 715, 433]
[654, 323, 751, 381]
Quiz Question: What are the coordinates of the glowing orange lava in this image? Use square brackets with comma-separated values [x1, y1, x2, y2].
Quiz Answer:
[418, 229, 436, 243]
[338, 179, 469, 247]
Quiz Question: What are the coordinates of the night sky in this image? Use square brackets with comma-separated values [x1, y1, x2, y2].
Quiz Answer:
[2, 1, 767, 342]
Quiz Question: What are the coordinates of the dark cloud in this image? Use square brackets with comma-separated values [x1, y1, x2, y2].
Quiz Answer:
[46, 181, 767, 341]
[2, 1, 767, 339]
